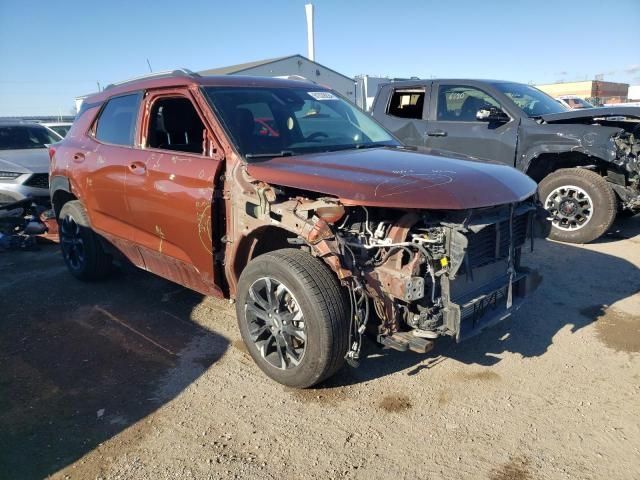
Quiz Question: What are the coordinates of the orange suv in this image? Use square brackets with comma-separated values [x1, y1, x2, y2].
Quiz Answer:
[50, 70, 541, 387]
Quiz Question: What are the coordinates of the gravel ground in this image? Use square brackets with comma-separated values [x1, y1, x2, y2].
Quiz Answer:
[1, 216, 639, 480]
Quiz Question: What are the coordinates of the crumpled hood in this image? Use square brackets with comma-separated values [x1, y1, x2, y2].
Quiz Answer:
[246, 148, 537, 210]
[541, 106, 640, 123]
[0, 149, 50, 174]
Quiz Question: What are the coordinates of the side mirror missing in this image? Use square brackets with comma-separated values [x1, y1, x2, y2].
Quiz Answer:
[476, 107, 509, 123]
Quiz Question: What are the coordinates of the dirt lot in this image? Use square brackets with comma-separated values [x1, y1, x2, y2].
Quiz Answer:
[1, 217, 639, 480]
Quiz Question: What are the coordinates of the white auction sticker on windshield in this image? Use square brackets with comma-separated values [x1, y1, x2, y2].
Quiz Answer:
[308, 91, 338, 100]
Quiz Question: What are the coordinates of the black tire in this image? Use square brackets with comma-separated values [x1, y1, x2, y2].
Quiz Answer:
[538, 168, 617, 244]
[236, 249, 349, 388]
[58, 200, 112, 280]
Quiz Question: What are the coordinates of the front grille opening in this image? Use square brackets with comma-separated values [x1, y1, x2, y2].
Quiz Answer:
[24, 173, 49, 189]
[462, 213, 529, 271]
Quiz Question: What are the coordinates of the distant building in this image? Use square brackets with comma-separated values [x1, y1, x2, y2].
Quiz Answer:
[628, 85, 640, 101]
[200, 54, 355, 102]
[536, 80, 629, 105]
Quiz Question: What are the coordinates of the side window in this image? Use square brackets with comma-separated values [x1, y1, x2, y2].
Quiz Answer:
[437, 85, 500, 122]
[147, 97, 206, 154]
[95, 94, 141, 145]
[387, 89, 425, 119]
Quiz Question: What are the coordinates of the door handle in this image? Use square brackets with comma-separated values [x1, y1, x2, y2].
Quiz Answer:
[72, 152, 85, 162]
[427, 130, 448, 137]
[128, 161, 146, 174]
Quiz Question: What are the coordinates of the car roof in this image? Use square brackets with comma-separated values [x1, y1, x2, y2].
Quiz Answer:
[83, 71, 328, 104]
[379, 79, 519, 89]
[0, 121, 48, 128]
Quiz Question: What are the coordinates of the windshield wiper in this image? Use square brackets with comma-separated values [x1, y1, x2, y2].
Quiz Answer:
[245, 150, 295, 159]
[354, 143, 387, 149]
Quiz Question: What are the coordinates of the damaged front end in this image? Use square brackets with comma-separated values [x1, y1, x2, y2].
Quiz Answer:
[291, 197, 542, 362]
[612, 129, 640, 211]
[540, 109, 640, 212]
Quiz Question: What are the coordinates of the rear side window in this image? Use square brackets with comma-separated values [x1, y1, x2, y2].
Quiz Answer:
[95, 93, 141, 146]
[387, 89, 425, 119]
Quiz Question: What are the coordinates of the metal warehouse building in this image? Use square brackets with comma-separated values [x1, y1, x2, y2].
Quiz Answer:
[199, 54, 356, 102]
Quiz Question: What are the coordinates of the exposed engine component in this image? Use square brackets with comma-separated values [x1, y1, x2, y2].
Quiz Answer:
[331, 201, 541, 358]
[614, 131, 640, 174]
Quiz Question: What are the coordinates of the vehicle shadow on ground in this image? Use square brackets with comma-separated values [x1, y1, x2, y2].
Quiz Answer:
[324, 215, 640, 388]
[0, 248, 229, 480]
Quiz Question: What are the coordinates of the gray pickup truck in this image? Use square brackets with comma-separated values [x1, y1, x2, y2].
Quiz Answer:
[371, 79, 640, 243]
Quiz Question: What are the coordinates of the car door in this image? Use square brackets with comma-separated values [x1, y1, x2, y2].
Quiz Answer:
[375, 85, 430, 146]
[84, 92, 144, 265]
[425, 82, 518, 165]
[124, 89, 224, 296]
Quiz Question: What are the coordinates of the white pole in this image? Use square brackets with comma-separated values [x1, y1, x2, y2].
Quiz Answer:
[305, 3, 315, 61]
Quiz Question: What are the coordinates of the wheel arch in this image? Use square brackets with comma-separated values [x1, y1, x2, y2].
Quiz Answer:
[50, 175, 78, 219]
[230, 225, 299, 292]
[525, 151, 607, 183]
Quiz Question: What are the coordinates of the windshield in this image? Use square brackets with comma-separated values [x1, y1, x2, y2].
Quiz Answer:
[203, 86, 398, 158]
[49, 125, 71, 136]
[0, 125, 60, 150]
[492, 82, 568, 117]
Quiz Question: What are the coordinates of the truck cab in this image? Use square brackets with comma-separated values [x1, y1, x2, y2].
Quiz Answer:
[372, 79, 640, 244]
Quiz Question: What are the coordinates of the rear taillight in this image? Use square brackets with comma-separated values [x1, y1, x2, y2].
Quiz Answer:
[48, 146, 56, 161]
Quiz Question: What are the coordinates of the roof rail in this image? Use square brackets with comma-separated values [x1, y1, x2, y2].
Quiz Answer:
[104, 68, 200, 90]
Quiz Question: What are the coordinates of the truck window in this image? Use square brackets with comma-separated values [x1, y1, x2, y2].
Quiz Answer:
[95, 93, 141, 146]
[387, 90, 425, 119]
[147, 97, 206, 154]
[437, 85, 500, 122]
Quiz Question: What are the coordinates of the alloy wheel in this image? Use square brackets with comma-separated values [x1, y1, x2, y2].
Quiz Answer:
[544, 185, 594, 231]
[244, 277, 307, 370]
[60, 215, 85, 270]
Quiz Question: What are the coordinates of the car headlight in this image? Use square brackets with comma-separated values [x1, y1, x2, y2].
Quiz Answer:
[0, 171, 22, 180]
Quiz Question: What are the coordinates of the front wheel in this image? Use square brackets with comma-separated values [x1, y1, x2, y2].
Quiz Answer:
[538, 168, 617, 244]
[235, 249, 349, 388]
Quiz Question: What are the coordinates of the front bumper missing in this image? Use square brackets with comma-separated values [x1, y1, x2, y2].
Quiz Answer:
[445, 268, 542, 342]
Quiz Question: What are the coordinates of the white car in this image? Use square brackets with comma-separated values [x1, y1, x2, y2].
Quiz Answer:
[555, 95, 594, 109]
[39, 122, 72, 138]
[0, 122, 59, 206]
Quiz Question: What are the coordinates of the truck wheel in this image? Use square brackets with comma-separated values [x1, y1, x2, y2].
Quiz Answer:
[235, 249, 349, 388]
[538, 168, 617, 244]
[58, 200, 112, 280]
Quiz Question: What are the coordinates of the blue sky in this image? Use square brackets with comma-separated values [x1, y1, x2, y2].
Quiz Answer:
[1, 0, 638, 116]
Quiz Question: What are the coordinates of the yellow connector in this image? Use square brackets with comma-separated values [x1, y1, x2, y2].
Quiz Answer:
[440, 257, 449, 268]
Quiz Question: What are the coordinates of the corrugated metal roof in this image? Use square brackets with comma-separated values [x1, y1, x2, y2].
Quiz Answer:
[199, 55, 295, 75]
[199, 54, 354, 82]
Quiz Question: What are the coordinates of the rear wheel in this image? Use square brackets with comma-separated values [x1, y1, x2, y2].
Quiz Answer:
[538, 168, 617, 244]
[58, 201, 112, 280]
[235, 249, 349, 388]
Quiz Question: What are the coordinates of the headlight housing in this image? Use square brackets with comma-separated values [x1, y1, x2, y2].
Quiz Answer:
[0, 171, 21, 181]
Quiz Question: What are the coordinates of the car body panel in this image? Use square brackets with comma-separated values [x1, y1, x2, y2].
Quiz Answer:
[246, 147, 537, 209]
[51, 81, 226, 297]
[541, 106, 640, 123]
[123, 87, 224, 295]
[422, 80, 520, 165]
